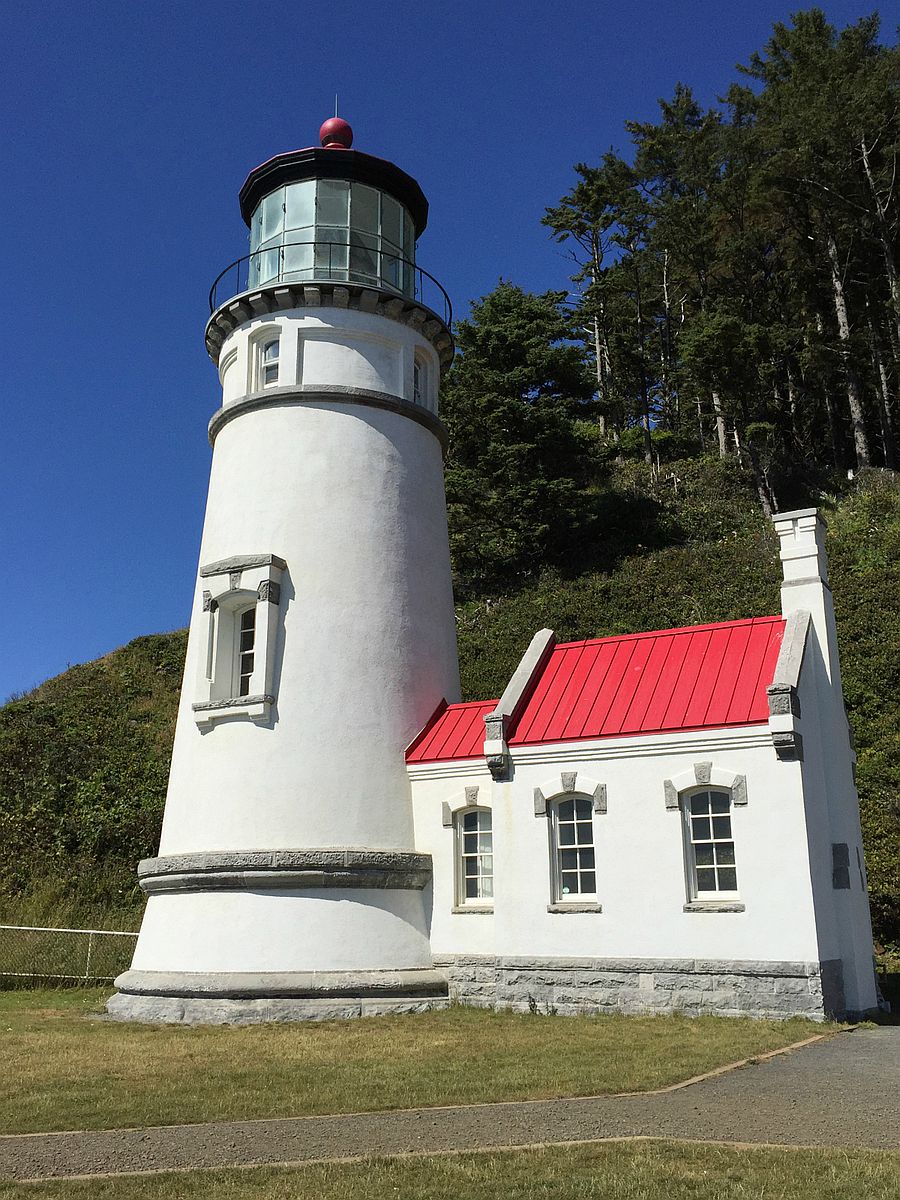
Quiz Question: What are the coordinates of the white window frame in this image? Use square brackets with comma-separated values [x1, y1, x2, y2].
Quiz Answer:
[234, 604, 257, 697]
[681, 787, 740, 902]
[454, 807, 493, 908]
[259, 336, 280, 388]
[549, 794, 597, 904]
[193, 555, 285, 727]
[247, 326, 284, 393]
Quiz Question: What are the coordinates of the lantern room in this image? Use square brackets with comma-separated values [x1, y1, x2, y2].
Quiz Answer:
[231, 118, 429, 301]
[204, 118, 454, 388]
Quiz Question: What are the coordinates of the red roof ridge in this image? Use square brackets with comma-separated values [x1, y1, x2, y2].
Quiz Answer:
[553, 615, 781, 652]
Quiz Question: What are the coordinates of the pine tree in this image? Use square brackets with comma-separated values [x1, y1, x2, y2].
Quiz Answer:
[441, 283, 593, 593]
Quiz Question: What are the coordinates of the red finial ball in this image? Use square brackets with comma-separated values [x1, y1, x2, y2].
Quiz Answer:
[319, 117, 353, 149]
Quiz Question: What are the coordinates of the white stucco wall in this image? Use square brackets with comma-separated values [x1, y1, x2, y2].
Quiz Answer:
[788, 609, 876, 1011]
[133, 889, 433, 974]
[216, 307, 440, 410]
[410, 727, 823, 965]
[773, 511, 878, 1012]
[158, 395, 458, 854]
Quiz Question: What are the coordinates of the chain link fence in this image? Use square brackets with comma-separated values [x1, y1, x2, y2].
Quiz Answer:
[0, 924, 138, 987]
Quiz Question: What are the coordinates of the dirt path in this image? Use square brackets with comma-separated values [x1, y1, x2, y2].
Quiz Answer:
[2, 1027, 898, 1182]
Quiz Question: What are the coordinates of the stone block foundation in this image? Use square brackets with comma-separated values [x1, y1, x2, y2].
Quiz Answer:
[434, 955, 846, 1020]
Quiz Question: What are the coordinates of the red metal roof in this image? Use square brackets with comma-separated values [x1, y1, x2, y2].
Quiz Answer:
[406, 617, 784, 764]
[406, 699, 498, 764]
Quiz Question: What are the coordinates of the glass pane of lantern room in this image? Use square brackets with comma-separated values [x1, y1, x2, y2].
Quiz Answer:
[317, 179, 349, 226]
[251, 205, 264, 254]
[381, 194, 403, 248]
[351, 183, 379, 235]
[350, 230, 379, 285]
[284, 180, 315, 235]
[256, 242, 280, 286]
[283, 234, 313, 280]
[261, 189, 284, 244]
[381, 242, 401, 291]
[403, 212, 416, 297]
[315, 227, 348, 278]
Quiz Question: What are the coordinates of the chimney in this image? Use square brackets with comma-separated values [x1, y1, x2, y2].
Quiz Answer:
[771, 508, 841, 687]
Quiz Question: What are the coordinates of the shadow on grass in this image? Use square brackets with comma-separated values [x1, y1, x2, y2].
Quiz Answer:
[872, 961, 900, 1024]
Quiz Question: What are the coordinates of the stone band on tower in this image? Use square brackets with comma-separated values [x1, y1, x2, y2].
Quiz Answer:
[108, 119, 461, 1023]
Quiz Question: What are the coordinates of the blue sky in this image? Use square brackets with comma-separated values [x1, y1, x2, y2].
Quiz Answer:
[1, 0, 883, 700]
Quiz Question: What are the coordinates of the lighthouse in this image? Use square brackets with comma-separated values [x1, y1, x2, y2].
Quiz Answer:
[108, 118, 461, 1022]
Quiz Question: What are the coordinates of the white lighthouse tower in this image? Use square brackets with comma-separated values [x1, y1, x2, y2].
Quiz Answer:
[109, 118, 460, 1022]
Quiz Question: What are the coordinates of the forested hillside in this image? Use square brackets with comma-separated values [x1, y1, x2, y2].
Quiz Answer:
[1, 466, 899, 944]
[1, 9, 899, 945]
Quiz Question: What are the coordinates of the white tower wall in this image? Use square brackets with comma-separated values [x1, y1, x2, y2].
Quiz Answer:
[160, 309, 456, 855]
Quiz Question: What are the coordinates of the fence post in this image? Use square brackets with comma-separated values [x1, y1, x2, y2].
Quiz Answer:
[84, 932, 93, 981]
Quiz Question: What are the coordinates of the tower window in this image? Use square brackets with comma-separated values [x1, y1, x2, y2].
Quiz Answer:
[261, 338, 280, 387]
[193, 553, 285, 727]
[550, 796, 596, 901]
[413, 353, 432, 410]
[236, 607, 256, 697]
[682, 789, 738, 898]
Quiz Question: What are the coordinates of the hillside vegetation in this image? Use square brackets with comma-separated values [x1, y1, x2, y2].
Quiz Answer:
[1, 463, 899, 945]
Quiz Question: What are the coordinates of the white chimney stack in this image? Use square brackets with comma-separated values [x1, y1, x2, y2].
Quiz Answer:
[772, 508, 841, 688]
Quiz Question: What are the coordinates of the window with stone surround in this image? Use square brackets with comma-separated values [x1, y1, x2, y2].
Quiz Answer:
[455, 808, 493, 906]
[682, 788, 739, 900]
[549, 796, 596, 902]
[193, 554, 285, 727]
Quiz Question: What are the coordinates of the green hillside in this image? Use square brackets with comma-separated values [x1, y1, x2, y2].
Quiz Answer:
[1, 461, 899, 945]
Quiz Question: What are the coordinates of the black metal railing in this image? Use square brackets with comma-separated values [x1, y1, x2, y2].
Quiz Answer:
[209, 241, 452, 326]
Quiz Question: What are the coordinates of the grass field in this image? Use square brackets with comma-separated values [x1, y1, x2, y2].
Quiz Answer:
[3, 1141, 899, 1199]
[0, 989, 831, 1135]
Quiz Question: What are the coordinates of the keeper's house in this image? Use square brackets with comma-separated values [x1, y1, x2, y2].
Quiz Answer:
[406, 508, 880, 1020]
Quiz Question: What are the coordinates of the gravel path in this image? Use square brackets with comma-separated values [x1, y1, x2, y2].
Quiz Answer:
[2, 1027, 898, 1182]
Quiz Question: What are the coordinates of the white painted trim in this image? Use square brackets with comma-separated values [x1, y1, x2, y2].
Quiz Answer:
[407, 726, 772, 781]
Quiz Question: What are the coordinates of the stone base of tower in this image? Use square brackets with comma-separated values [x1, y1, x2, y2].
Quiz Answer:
[106, 968, 450, 1025]
[108, 852, 448, 1024]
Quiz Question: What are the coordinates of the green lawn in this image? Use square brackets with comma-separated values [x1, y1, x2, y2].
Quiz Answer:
[3, 1142, 899, 1199]
[0, 989, 830, 1135]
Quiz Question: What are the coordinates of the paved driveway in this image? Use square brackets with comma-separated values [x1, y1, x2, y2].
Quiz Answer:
[2, 1027, 899, 1181]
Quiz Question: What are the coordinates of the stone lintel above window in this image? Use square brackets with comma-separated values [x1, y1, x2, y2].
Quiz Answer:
[200, 553, 288, 578]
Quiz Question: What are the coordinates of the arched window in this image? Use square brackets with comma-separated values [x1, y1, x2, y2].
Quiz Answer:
[550, 796, 596, 902]
[260, 337, 280, 387]
[682, 789, 738, 899]
[455, 808, 493, 906]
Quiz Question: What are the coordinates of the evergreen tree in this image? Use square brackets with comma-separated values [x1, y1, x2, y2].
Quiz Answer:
[547, 8, 900, 485]
[442, 283, 592, 593]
